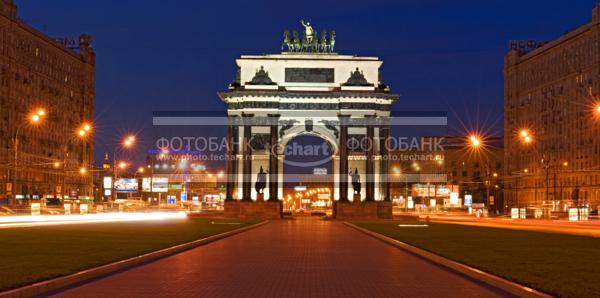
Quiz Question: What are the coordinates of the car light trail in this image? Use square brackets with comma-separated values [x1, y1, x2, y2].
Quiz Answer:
[397, 224, 429, 228]
[0, 212, 188, 229]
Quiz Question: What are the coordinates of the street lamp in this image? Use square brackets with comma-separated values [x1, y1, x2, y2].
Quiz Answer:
[11, 109, 46, 204]
[112, 134, 137, 202]
[58, 122, 93, 201]
[469, 135, 482, 148]
[123, 135, 136, 148]
[519, 129, 533, 144]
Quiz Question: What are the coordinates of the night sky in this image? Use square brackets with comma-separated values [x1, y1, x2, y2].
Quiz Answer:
[17, 0, 598, 165]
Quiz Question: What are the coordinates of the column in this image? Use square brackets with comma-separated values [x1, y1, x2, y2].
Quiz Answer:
[338, 115, 349, 202]
[242, 114, 253, 201]
[380, 124, 391, 202]
[365, 115, 375, 201]
[268, 114, 280, 202]
[225, 116, 238, 201]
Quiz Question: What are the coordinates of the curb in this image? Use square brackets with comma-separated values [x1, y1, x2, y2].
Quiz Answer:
[0, 220, 269, 298]
[344, 222, 553, 298]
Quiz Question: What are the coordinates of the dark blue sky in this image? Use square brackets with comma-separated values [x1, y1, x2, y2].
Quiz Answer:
[17, 0, 598, 165]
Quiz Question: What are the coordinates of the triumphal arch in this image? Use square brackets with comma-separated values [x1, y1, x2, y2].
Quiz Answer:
[219, 21, 399, 219]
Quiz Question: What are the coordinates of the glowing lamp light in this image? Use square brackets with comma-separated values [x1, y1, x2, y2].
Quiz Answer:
[469, 135, 481, 148]
[123, 135, 136, 147]
[31, 114, 40, 123]
[79, 167, 87, 174]
[520, 130, 528, 138]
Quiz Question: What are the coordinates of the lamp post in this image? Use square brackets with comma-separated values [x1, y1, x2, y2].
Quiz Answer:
[11, 109, 46, 205]
[516, 129, 532, 208]
[112, 135, 136, 202]
[467, 133, 488, 206]
[60, 123, 93, 201]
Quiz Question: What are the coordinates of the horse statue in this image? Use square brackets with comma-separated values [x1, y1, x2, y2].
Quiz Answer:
[292, 31, 301, 52]
[318, 30, 328, 52]
[328, 31, 336, 52]
[282, 30, 292, 52]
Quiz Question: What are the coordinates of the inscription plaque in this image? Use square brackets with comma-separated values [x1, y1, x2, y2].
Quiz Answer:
[285, 68, 334, 83]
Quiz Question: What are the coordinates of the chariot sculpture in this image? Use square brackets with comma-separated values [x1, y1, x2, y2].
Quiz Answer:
[282, 20, 336, 53]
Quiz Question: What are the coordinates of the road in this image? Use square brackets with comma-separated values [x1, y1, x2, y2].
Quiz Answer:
[48, 219, 512, 297]
[414, 214, 600, 237]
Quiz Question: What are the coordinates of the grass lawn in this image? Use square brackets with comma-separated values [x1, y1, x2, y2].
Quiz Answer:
[0, 217, 257, 292]
[354, 221, 600, 298]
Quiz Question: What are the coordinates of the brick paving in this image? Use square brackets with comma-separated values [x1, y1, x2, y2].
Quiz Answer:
[49, 219, 512, 297]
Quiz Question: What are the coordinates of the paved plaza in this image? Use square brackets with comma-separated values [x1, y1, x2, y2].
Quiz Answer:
[49, 219, 512, 297]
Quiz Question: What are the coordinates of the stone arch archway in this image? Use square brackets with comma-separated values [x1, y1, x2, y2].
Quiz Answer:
[279, 133, 335, 212]
[219, 49, 398, 220]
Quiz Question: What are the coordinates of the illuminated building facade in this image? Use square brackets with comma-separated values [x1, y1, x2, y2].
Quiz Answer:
[504, 4, 600, 211]
[0, 0, 95, 201]
[389, 137, 503, 210]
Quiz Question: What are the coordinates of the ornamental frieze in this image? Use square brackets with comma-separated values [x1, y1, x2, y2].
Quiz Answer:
[227, 101, 391, 111]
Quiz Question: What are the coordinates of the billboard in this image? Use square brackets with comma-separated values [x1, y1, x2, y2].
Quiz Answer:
[142, 177, 169, 192]
[114, 178, 138, 193]
[464, 194, 473, 206]
[103, 177, 112, 189]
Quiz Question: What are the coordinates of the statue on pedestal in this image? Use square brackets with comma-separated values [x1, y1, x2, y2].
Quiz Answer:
[255, 166, 267, 201]
[349, 168, 361, 202]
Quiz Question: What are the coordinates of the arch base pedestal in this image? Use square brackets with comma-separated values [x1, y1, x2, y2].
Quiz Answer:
[334, 201, 392, 220]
